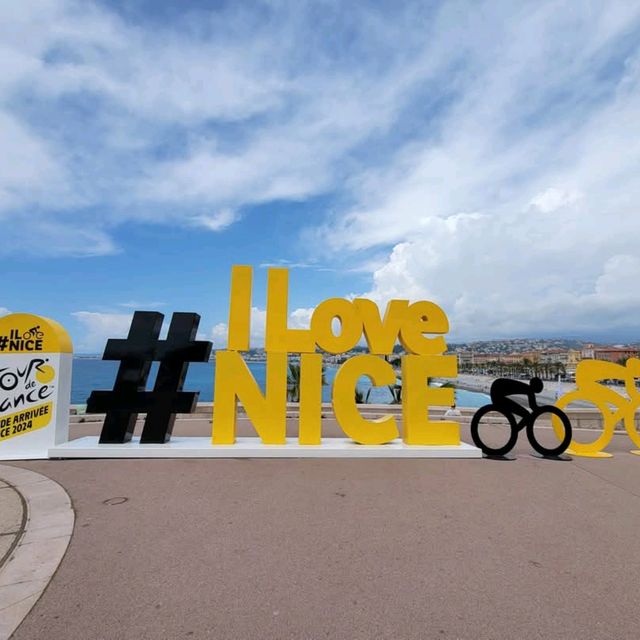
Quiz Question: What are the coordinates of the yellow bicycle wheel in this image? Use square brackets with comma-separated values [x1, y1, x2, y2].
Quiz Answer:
[554, 391, 615, 458]
[622, 402, 640, 454]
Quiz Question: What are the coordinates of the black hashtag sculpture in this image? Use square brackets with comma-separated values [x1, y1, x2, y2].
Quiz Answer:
[86, 311, 212, 444]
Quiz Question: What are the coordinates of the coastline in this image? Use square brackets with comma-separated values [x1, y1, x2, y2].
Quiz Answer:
[438, 374, 575, 406]
[441, 373, 635, 408]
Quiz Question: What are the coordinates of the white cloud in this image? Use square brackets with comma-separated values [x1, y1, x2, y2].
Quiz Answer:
[593, 255, 640, 303]
[0, 219, 116, 257]
[289, 307, 315, 330]
[72, 311, 133, 353]
[210, 322, 228, 349]
[0, 0, 448, 253]
[211, 305, 315, 349]
[529, 187, 582, 214]
[209, 307, 267, 349]
[189, 209, 240, 232]
[75, 309, 221, 353]
[309, 2, 640, 340]
[0, 112, 69, 212]
[0, 307, 10, 317]
[3, 1, 640, 342]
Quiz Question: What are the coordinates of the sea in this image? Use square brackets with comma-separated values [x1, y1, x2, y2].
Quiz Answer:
[70, 358, 490, 408]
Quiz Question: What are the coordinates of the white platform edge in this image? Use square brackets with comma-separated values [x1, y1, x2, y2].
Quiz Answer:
[49, 436, 482, 459]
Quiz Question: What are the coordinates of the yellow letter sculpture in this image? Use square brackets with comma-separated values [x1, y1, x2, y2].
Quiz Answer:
[354, 299, 408, 355]
[212, 351, 287, 444]
[332, 355, 399, 445]
[211, 265, 472, 454]
[399, 301, 449, 355]
[265, 268, 314, 353]
[402, 355, 459, 445]
[298, 353, 324, 445]
[227, 265, 252, 351]
[311, 298, 362, 354]
[554, 358, 640, 458]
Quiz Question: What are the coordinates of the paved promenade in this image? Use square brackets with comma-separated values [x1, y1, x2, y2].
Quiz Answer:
[0, 466, 74, 640]
[2, 418, 640, 639]
[0, 479, 23, 576]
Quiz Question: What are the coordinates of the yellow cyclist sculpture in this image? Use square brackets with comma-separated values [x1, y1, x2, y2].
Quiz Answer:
[553, 358, 640, 457]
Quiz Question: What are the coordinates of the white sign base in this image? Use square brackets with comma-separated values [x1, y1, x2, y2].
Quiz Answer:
[49, 436, 482, 458]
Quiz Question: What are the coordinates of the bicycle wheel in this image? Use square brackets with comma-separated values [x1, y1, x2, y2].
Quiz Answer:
[623, 404, 640, 450]
[470, 404, 519, 456]
[554, 390, 614, 457]
[527, 406, 572, 457]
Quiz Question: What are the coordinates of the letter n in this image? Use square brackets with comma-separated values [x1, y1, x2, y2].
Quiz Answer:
[212, 351, 287, 444]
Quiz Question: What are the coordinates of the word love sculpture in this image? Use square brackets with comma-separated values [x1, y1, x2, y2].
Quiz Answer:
[47, 265, 481, 459]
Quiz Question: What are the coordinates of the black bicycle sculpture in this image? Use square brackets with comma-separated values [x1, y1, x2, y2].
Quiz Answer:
[471, 377, 572, 458]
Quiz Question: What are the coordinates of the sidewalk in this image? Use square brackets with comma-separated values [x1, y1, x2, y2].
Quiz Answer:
[0, 466, 74, 640]
[0, 479, 25, 578]
[3, 418, 640, 640]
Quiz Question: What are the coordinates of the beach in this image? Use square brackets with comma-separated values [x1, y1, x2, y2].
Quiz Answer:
[446, 374, 572, 404]
[438, 373, 634, 407]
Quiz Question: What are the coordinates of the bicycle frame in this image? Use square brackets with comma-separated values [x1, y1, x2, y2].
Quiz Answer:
[554, 360, 640, 457]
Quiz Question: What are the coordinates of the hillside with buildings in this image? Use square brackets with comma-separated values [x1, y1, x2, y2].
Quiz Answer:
[446, 338, 640, 379]
[227, 338, 640, 380]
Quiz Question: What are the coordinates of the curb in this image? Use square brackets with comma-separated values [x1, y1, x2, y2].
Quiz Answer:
[0, 465, 74, 640]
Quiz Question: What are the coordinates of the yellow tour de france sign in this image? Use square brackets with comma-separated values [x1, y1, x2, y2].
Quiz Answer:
[0, 314, 72, 460]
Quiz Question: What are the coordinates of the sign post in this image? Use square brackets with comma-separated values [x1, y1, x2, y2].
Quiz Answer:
[0, 313, 72, 460]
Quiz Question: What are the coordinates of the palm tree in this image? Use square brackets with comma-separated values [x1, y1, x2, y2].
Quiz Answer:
[354, 387, 373, 404]
[287, 361, 328, 402]
[388, 383, 402, 404]
[532, 361, 541, 379]
[287, 363, 302, 402]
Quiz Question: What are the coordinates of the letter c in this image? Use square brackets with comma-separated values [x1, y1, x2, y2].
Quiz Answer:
[332, 355, 398, 444]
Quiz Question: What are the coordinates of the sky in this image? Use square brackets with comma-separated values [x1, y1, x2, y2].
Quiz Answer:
[1, 0, 640, 352]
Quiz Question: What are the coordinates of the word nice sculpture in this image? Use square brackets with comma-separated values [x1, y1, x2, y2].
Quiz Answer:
[211, 266, 469, 453]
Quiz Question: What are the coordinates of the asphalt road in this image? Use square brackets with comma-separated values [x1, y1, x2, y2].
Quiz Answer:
[7, 420, 640, 640]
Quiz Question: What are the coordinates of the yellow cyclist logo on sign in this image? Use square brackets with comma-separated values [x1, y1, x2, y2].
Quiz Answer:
[0, 314, 72, 354]
[553, 358, 640, 458]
